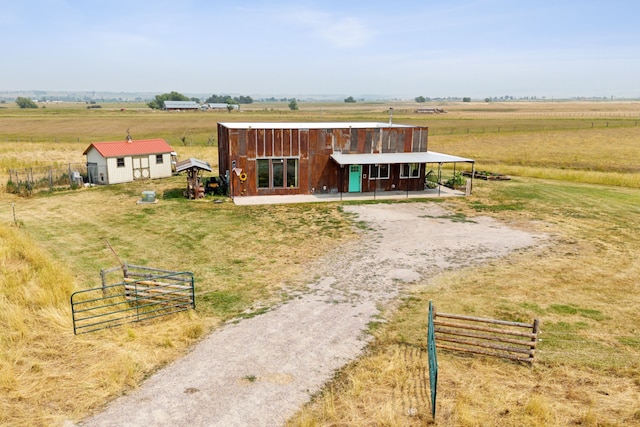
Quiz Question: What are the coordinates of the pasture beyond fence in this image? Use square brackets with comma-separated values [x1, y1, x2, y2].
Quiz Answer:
[7, 163, 89, 196]
[71, 264, 195, 335]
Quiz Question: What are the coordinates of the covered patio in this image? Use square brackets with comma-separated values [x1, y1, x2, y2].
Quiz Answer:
[330, 150, 476, 197]
[232, 185, 465, 205]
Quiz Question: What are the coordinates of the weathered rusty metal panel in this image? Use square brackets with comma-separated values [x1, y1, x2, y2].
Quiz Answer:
[349, 128, 358, 153]
[382, 129, 397, 153]
[373, 128, 382, 153]
[404, 128, 413, 152]
[412, 128, 420, 151]
[246, 128, 256, 159]
[365, 130, 372, 153]
[254, 129, 262, 157]
[273, 128, 283, 157]
[265, 129, 272, 157]
[397, 130, 405, 153]
[217, 123, 229, 176]
[298, 129, 309, 192]
[421, 128, 428, 151]
[412, 127, 428, 152]
[325, 129, 333, 150]
[238, 129, 247, 156]
[291, 128, 297, 157]
[282, 129, 292, 157]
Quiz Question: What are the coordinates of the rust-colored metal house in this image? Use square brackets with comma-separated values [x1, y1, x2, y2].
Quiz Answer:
[217, 122, 474, 198]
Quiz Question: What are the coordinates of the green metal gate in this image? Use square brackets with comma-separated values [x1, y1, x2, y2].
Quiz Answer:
[71, 269, 195, 335]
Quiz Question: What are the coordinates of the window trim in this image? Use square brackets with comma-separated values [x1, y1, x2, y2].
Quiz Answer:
[369, 163, 390, 180]
[256, 157, 299, 189]
[400, 163, 421, 179]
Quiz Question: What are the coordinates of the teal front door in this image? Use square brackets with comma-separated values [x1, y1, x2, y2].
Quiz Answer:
[348, 165, 361, 192]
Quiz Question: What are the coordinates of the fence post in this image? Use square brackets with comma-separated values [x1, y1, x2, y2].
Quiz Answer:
[101, 269, 107, 296]
[427, 301, 438, 420]
[49, 167, 53, 191]
[530, 319, 540, 363]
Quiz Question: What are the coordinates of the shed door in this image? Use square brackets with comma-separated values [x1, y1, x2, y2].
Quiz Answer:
[132, 156, 150, 180]
[348, 165, 361, 192]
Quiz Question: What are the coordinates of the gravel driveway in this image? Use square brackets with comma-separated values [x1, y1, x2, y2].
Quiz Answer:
[76, 203, 541, 427]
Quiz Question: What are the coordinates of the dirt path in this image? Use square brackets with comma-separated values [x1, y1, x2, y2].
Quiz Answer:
[76, 203, 542, 427]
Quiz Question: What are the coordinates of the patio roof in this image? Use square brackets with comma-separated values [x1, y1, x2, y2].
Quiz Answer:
[330, 151, 474, 165]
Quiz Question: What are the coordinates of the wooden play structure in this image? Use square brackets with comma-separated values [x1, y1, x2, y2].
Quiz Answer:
[176, 158, 212, 199]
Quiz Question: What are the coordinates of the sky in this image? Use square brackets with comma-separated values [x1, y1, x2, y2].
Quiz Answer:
[2, 0, 640, 99]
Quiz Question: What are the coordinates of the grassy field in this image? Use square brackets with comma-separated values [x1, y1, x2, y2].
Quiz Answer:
[1, 100, 640, 425]
[289, 178, 640, 426]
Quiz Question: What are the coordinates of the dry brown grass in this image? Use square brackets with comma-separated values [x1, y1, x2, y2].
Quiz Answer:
[288, 178, 640, 426]
[2, 101, 640, 425]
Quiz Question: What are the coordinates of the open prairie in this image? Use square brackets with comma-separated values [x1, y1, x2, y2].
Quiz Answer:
[1, 100, 639, 426]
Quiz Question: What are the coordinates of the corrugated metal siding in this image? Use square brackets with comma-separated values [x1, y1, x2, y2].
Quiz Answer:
[217, 123, 429, 197]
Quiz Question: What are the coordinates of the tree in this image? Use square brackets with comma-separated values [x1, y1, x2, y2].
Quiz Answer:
[205, 94, 253, 104]
[16, 97, 38, 109]
[288, 99, 299, 111]
[344, 96, 356, 103]
[415, 96, 426, 103]
[234, 95, 253, 104]
[462, 97, 471, 102]
[147, 91, 190, 109]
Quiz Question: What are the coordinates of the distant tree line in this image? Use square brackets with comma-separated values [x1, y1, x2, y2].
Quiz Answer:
[147, 91, 254, 110]
[205, 94, 253, 104]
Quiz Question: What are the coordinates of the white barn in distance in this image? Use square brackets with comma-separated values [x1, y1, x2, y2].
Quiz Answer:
[83, 138, 176, 185]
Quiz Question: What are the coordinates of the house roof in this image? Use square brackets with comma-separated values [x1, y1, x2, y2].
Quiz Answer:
[218, 122, 416, 129]
[330, 151, 474, 165]
[83, 139, 174, 158]
[175, 158, 212, 173]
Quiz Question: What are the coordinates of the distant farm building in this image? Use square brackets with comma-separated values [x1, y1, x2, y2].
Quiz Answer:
[217, 122, 474, 199]
[206, 103, 239, 110]
[83, 138, 176, 185]
[164, 101, 199, 111]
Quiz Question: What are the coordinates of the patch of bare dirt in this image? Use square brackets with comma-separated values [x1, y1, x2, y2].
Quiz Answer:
[75, 203, 543, 427]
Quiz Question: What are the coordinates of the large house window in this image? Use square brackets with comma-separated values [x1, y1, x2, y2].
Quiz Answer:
[116, 157, 125, 168]
[401, 163, 420, 178]
[257, 158, 299, 189]
[155, 154, 164, 164]
[369, 164, 390, 179]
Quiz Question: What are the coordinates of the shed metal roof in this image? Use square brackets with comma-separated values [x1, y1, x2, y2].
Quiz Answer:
[330, 151, 474, 165]
[83, 139, 174, 158]
[218, 122, 415, 129]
